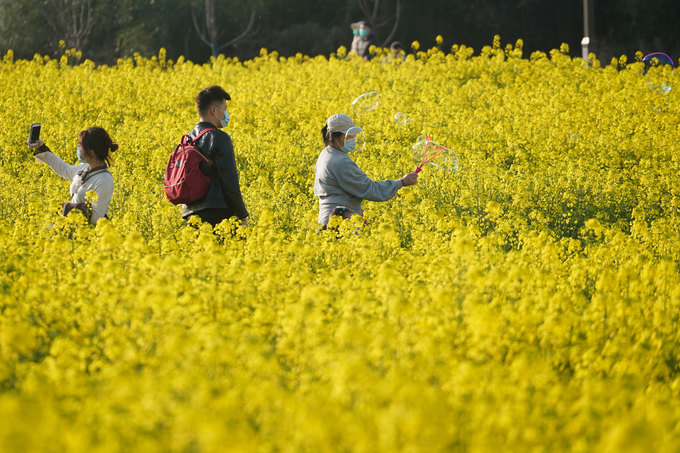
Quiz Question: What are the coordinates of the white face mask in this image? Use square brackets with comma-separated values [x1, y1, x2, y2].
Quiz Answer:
[76, 145, 86, 163]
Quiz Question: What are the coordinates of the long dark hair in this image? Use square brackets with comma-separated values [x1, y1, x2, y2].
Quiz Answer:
[321, 125, 343, 147]
[79, 127, 118, 166]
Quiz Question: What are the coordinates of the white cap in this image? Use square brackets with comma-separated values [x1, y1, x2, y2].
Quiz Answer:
[326, 113, 357, 135]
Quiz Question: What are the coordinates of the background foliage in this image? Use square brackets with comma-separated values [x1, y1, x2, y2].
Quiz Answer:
[1, 0, 679, 64]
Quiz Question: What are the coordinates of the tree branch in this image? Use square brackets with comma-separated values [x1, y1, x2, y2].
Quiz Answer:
[190, 0, 212, 47]
[220, 8, 256, 50]
[76, 0, 93, 48]
[371, 0, 380, 23]
[33, 0, 61, 37]
[205, 0, 219, 45]
[374, 17, 392, 28]
[356, 0, 372, 21]
[33, 0, 95, 49]
[381, 0, 400, 46]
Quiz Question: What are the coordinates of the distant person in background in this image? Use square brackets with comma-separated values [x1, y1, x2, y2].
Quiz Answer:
[350, 21, 378, 60]
[385, 41, 406, 63]
[390, 41, 404, 57]
[351, 22, 362, 54]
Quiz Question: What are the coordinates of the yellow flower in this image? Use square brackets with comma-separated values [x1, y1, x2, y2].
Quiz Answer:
[0, 34, 679, 451]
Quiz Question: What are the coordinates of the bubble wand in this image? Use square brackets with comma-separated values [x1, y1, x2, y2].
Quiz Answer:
[413, 134, 458, 174]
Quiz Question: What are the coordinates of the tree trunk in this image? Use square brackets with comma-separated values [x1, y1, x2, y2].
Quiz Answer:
[34, 0, 94, 50]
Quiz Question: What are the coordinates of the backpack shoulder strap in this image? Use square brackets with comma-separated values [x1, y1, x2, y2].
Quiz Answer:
[79, 166, 110, 183]
[190, 127, 217, 144]
[73, 166, 111, 196]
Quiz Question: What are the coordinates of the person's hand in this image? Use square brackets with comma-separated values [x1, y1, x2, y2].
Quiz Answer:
[401, 171, 418, 187]
[27, 138, 44, 149]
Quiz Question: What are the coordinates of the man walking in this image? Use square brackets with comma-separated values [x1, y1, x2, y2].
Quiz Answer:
[183, 85, 248, 227]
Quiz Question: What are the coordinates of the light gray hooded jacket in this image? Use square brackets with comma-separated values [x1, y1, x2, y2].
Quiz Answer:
[314, 145, 403, 225]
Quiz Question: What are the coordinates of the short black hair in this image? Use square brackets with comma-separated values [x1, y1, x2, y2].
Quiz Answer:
[195, 85, 231, 115]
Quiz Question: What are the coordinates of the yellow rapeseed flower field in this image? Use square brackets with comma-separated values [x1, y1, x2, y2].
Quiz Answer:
[1, 39, 680, 451]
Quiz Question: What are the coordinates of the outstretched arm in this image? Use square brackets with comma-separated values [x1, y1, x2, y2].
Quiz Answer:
[335, 160, 414, 202]
[29, 139, 83, 181]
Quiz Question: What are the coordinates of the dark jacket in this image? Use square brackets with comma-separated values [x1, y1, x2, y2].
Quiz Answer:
[181, 121, 248, 219]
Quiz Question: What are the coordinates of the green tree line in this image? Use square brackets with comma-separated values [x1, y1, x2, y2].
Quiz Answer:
[1, 0, 678, 64]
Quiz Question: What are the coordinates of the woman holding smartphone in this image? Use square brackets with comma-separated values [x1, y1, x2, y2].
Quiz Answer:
[28, 127, 118, 224]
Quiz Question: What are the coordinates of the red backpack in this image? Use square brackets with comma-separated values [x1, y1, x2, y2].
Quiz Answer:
[163, 128, 216, 205]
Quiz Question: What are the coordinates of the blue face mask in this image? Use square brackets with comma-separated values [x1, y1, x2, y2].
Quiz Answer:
[76, 145, 86, 163]
[359, 29, 367, 37]
[219, 107, 230, 128]
[353, 29, 359, 36]
[342, 138, 356, 153]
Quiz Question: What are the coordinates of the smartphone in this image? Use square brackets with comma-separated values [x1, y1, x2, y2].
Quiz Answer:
[28, 123, 41, 144]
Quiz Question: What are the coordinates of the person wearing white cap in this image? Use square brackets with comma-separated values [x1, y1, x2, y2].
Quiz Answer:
[314, 113, 417, 227]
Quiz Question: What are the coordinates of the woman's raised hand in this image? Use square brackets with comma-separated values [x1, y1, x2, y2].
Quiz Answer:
[27, 138, 44, 149]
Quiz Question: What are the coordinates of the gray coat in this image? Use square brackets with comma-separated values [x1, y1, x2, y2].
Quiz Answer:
[314, 145, 403, 225]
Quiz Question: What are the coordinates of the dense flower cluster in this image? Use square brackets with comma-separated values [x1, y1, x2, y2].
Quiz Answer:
[1, 39, 679, 451]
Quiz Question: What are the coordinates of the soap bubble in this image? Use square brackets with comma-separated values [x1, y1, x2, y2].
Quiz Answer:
[427, 152, 459, 173]
[412, 136, 431, 161]
[351, 92, 379, 114]
[642, 52, 674, 94]
[569, 134, 579, 143]
[394, 112, 407, 125]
